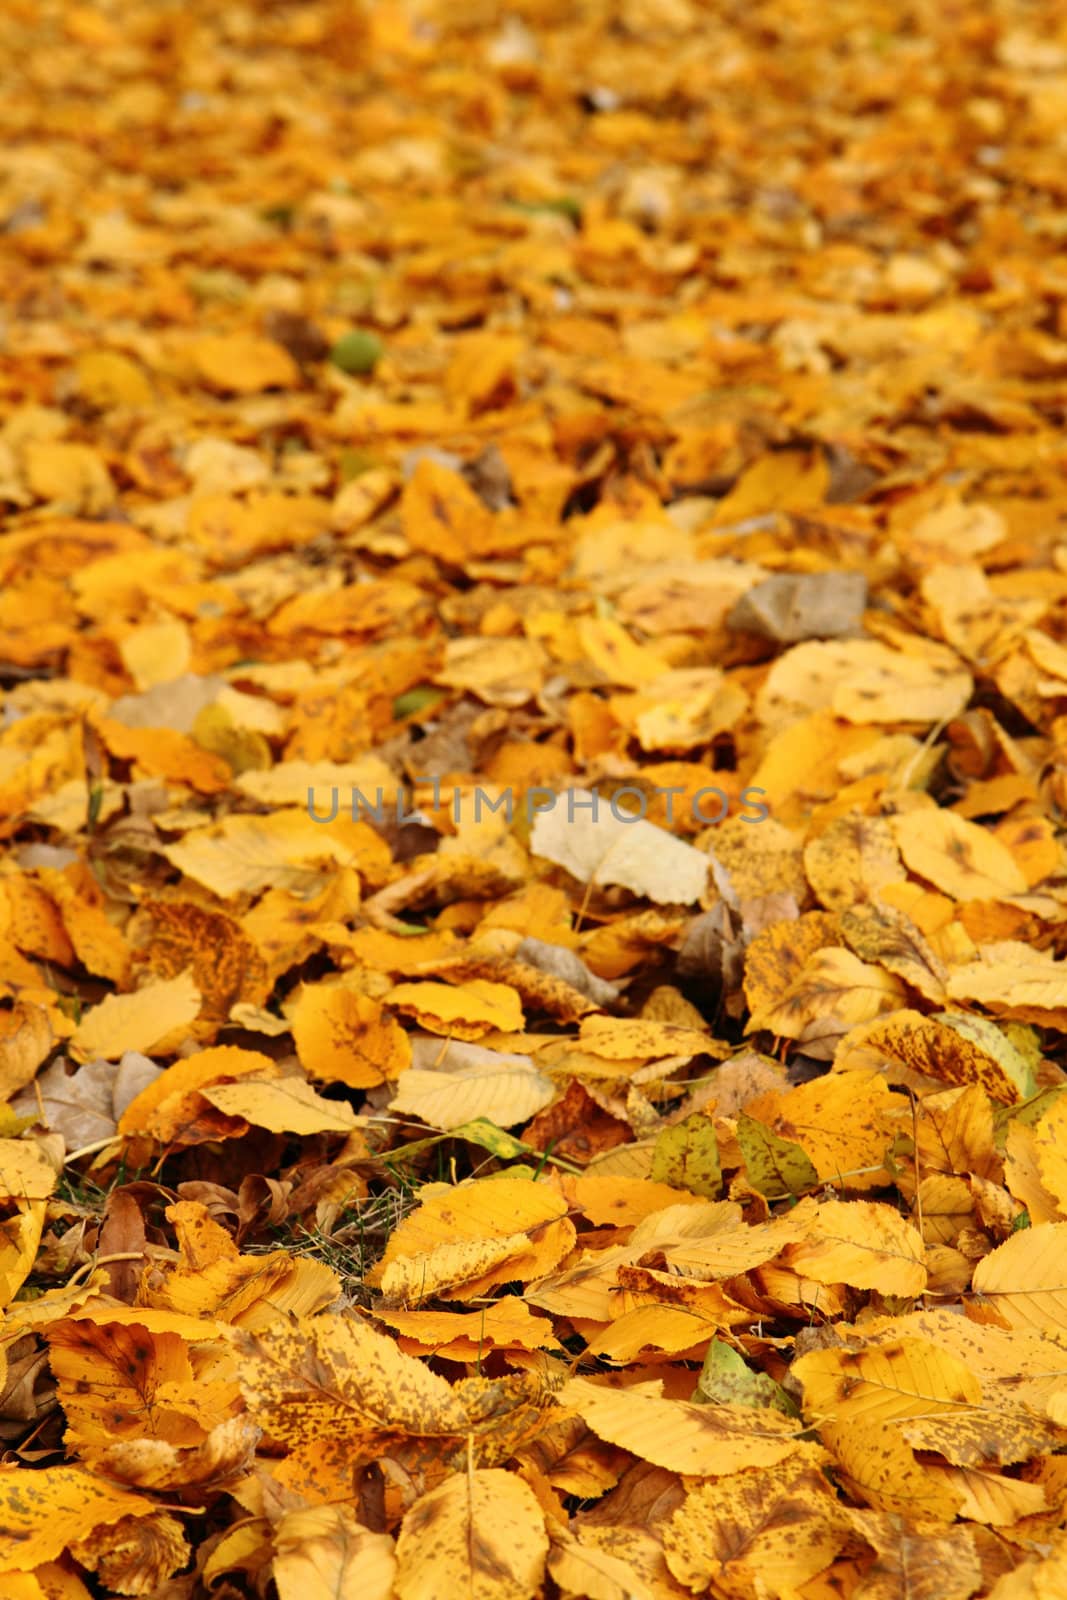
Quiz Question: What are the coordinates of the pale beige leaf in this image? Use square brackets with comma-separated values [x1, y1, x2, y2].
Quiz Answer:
[531, 789, 709, 904]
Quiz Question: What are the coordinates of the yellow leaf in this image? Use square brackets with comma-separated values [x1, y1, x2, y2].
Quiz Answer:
[663, 1452, 849, 1597]
[191, 333, 299, 393]
[118, 1045, 279, 1137]
[69, 972, 202, 1063]
[45, 1316, 230, 1455]
[379, 1231, 539, 1306]
[273, 1506, 396, 1600]
[562, 1175, 709, 1226]
[794, 1337, 982, 1425]
[389, 1055, 555, 1130]
[0, 1139, 58, 1203]
[576, 616, 671, 689]
[75, 348, 154, 409]
[531, 788, 710, 904]
[783, 1197, 927, 1298]
[385, 979, 524, 1040]
[290, 984, 410, 1087]
[749, 947, 905, 1048]
[971, 1222, 1067, 1336]
[892, 808, 1028, 900]
[22, 442, 113, 514]
[748, 1069, 901, 1191]
[547, 1527, 658, 1600]
[578, 1015, 721, 1061]
[0, 1466, 155, 1571]
[395, 1469, 547, 1600]
[435, 636, 547, 708]
[0, 1202, 46, 1310]
[69, 1509, 189, 1596]
[558, 1375, 802, 1477]
[844, 1510, 982, 1600]
[820, 1418, 962, 1520]
[163, 809, 387, 899]
[368, 1176, 573, 1299]
[445, 330, 525, 415]
[231, 1311, 525, 1455]
[202, 1075, 358, 1134]
[804, 813, 906, 912]
[374, 1300, 560, 1357]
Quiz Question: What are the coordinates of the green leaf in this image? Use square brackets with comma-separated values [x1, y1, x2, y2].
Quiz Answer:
[0, 1108, 36, 1137]
[649, 1113, 722, 1198]
[507, 196, 582, 224]
[384, 1119, 532, 1168]
[994, 1086, 1067, 1144]
[693, 1338, 799, 1416]
[449, 1119, 532, 1161]
[393, 685, 447, 720]
[260, 201, 297, 228]
[330, 328, 384, 375]
[736, 1111, 818, 1199]
[338, 446, 378, 483]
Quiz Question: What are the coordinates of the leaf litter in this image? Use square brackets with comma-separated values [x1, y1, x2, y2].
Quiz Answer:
[3, 0, 1067, 1596]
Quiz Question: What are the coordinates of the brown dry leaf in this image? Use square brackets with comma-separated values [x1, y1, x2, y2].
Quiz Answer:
[845, 1510, 983, 1600]
[837, 1011, 1034, 1103]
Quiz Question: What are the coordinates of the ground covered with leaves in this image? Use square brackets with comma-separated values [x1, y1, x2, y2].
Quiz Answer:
[5, 0, 1067, 1596]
